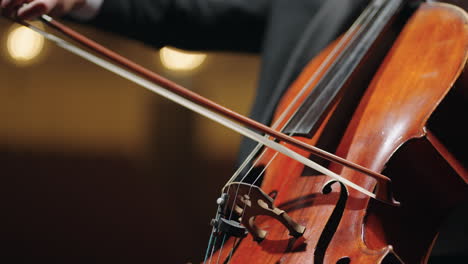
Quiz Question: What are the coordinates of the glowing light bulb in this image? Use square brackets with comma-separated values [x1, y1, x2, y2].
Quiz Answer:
[6, 24, 45, 64]
[160, 47, 206, 71]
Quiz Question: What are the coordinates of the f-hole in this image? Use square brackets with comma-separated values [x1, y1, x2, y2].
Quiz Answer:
[314, 181, 348, 264]
[337, 257, 351, 264]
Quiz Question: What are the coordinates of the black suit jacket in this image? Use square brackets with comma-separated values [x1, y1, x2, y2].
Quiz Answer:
[86, 0, 467, 260]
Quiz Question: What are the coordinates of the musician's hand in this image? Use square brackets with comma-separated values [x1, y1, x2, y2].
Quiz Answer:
[0, 0, 85, 20]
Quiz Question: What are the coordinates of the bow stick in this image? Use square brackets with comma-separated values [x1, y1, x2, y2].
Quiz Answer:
[3, 14, 399, 205]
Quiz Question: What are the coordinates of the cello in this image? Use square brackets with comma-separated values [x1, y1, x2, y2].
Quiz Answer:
[3, 0, 468, 263]
[204, 0, 468, 263]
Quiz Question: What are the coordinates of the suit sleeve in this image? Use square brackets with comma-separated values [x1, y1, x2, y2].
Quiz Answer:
[87, 0, 271, 53]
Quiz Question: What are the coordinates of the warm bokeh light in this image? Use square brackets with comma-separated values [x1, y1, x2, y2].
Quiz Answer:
[160, 46, 206, 71]
[6, 24, 45, 64]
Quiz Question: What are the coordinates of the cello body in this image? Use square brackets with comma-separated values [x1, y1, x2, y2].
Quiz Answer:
[208, 2, 468, 263]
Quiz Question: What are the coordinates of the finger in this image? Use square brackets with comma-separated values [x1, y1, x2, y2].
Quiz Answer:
[17, 1, 48, 20]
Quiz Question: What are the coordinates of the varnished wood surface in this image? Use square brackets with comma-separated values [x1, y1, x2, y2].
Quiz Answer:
[326, 3, 468, 263]
[206, 2, 468, 263]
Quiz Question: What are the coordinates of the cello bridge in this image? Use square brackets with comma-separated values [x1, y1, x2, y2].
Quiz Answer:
[222, 182, 305, 242]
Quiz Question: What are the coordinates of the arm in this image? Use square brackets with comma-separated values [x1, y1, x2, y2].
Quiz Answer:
[87, 0, 270, 53]
[1, 0, 270, 53]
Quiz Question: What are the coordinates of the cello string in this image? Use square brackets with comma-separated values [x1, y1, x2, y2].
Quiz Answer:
[208, 154, 274, 263]
[221, 0, 376, 211]
[221, 2, 374, 189]
[250, 0, 383, 189]
[221, 0, 396, 262]
[203, 205, 223, 263]
[203, 226, 216, 263]
[224, 0, 378, 193]
[208, 236, 219, 264]
[245, 0, 399, 194]
[211, 3, 380, 261]
[215, 234, 228, 264]
[226, 2, 388, 262]
[225, 237, 239, 264]
[213, 2, 378, 259]
[245, 0, 381, 188]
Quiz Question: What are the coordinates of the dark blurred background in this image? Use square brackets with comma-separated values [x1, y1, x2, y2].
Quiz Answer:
[0, 18, 259, 263]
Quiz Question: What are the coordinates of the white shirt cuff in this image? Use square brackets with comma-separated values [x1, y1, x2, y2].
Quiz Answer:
[69, 0, 104, 21]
